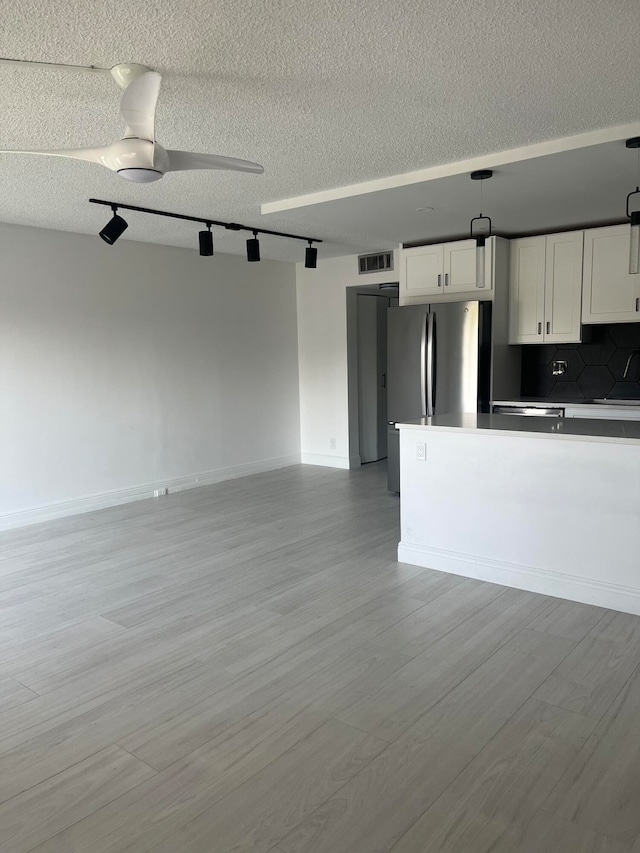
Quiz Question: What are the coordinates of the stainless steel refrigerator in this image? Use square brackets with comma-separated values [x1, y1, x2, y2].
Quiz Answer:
[386, 301, 492, 492]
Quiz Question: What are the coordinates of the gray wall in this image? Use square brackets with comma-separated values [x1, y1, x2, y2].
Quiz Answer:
[0, 224, 300, 527]
[296, 251, 398, 469]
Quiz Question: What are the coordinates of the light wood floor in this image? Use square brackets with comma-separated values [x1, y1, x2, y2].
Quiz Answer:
[1, 462, 639, 852]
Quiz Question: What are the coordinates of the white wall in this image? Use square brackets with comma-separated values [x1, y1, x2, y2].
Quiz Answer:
[296, 252, 397, 468]
[0, 224, 300, 528]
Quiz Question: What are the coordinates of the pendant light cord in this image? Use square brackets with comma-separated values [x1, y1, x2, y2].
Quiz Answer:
[479, 178, 483, 217]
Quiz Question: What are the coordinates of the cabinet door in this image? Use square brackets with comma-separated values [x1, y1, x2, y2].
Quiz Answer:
[400, 245, 443, 300]
[544, 231, 583, 343]
[583, 225, 640, 324]
[509, 236, 545, 344]
[443, 239, 492, 292]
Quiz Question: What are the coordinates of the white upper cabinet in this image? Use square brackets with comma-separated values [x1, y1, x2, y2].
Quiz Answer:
[444, 239, 487, 291]
[401, 244, 444, 298]
[543, 231, 584, 343]
[509, 236, 546, 344]
[582, 225, 640, 324]
[400, 238, 493, 303]
[509, 231, 583, 344]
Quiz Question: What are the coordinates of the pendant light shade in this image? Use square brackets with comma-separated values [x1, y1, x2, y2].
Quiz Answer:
[630, 211, 640, 275]
[469, 170, 492, 290]
[475, 237, 486, 288]
[626, 138, 640, 274]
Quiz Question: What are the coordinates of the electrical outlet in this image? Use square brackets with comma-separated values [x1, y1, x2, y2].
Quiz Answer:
[416, 442, 426, 461]
[153, 488, 169, 497]
[329, 437, 336, 449]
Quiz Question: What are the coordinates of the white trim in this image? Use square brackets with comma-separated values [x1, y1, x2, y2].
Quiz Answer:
[349, 454, 362, 469]
[261, 122, 640, 214]
[397, 542, 640, 616]
[300, 452, 351, 469]
[0, 454, 301, 532]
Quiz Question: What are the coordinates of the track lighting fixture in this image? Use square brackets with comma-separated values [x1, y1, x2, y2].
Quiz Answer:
[305, 240, 318, 269]
[246, 231, 261, 262]
[89, 199, 321, 266]
[469, 170, 492, 289]
[199, 224, 214, 256]
[626, 138, 640, 274]
[99, 205, 128, 245]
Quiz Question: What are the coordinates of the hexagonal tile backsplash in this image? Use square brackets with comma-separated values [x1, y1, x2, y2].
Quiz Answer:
[521, 324, 640, 400]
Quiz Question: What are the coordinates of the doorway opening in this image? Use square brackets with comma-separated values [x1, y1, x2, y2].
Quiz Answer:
[346, 282, 399, 467]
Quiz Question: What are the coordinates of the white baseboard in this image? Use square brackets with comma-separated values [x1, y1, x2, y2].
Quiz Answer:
[0, 454, 301, 532]
[397, 542, 640, 616]
[300, 453, 351, 469]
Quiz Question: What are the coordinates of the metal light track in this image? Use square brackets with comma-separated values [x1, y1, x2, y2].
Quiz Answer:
[89, 199, 323, 244]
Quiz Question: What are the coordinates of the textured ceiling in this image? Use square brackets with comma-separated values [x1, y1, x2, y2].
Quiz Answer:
[2, 0, 640, 261]
[264, 139, 640, 247]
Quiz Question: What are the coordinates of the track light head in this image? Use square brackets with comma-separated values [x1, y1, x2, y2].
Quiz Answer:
[305, 240, 318, 269]
[199, 224, 214, 256]
[246, 231, 260, 262]
[99, 207, 128, 245]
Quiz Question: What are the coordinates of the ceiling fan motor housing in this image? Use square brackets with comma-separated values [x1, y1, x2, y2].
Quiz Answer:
[107, 138, 168, 182]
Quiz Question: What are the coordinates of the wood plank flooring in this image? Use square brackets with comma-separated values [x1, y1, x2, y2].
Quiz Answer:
[0, 461, 639, 851]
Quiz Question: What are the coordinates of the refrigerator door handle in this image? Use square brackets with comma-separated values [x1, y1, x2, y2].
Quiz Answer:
[420, 313, 428, 417]
[426, 312, 435, 417]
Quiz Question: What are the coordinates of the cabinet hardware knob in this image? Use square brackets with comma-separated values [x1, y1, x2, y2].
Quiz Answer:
[546, 321, 550, 334]
[437, 274, 442, 287]
[444, 273, 449, 287]
[538, 322, 542, 335]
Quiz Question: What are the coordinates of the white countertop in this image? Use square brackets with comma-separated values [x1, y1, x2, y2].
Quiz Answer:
[396, 413, 640, 445]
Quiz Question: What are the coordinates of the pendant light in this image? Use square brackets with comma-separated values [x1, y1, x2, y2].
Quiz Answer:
[470, 170, 492, 289]
[626, 138, 640, 275]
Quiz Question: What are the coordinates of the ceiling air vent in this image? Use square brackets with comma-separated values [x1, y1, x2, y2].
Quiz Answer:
[358, 251, 394, 274]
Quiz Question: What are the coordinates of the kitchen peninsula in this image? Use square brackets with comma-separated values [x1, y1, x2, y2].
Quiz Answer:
[396, 414, 640, 615]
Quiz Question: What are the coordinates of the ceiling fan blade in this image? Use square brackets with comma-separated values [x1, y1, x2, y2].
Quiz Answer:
[166, 150, 264, 174]
[0, 146, 113, 167]
[120, 71, 161, 142]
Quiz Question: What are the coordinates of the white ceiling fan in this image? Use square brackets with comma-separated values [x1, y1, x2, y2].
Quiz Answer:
[0, 63, 264, 183]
